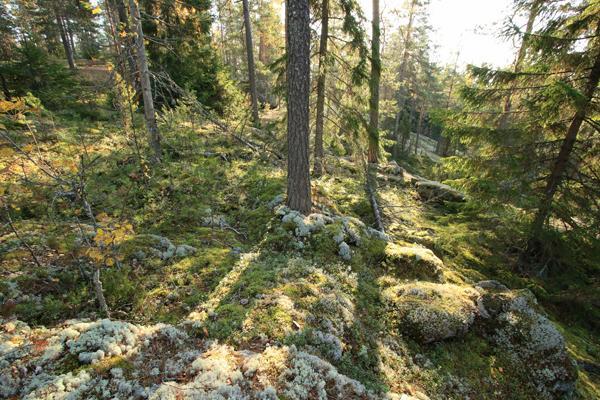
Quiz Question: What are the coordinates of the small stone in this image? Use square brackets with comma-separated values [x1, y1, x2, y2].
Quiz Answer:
[166, 292, 178, 301]
[240, 298, 249, 306]
[338, 242, 352, 261]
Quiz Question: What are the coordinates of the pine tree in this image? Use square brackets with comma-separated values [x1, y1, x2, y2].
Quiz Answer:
[129, 0, 161, 163]
[313, 0, 329, 177]
[286, 0, 312, 213]
[447, 0, 600, 269]
[367, 0, 381, 164]
[242, 0, 260, 125]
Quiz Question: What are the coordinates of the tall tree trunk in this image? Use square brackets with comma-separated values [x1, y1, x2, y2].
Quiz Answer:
[114, 0, 139, 92]
[366, 0, 385, 233]
[259, 32, 268, 64]
[498, 0, 541, 129]
[67, 19, 76, 60]
[285, 0, 312, 214]
[415, 104, 424, 155]
[401, 99, 415, 152]
[528, 35, 600, 246]
[242, 0, 260, 125]
[129, 0, 161, 163]
[393, 0, 417, 158]
[313, 0, 329, 177]
[367, 0, 381, 164]
[55, 10, 76, 70]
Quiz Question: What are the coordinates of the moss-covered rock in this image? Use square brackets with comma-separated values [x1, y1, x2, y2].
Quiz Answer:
[119, 234, 196, 261]
[413, 180, 466, 203]
[381, 243, 445, 282]
[382, 282, 479, 343]
[478, 287, 578, 399]
[1, 318, 403, 400]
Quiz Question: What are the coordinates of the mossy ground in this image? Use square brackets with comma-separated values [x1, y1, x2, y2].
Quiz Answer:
[1, 104, 598, 399]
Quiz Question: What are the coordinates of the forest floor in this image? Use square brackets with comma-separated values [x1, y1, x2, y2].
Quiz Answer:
[0, 102, 598, 399]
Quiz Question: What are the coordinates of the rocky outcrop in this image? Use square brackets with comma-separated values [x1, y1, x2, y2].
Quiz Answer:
[381, 243, 445, 282]
[413, 180, 466, 203]
[273, 202, 388, 260]
[380, 279, 577, 398]
[382, 282, 480, 344]
[477, 286, 578, 399]
[377, 165, 466, 204]
[0, 318, 383, 400]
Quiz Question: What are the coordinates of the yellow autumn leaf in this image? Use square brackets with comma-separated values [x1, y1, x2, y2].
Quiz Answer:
[105, 257, 115, 267]
[86, 247, 103, 262]
[92, 6, 102, 15]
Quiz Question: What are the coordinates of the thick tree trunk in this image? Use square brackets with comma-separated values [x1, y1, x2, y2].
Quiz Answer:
[242, 0, 260, 125]
[285, 0, 312, 214]
[129, 0, 161, 163]
[55, 10, 76, 70]
[528, 38, 600, 245]
[498, 0, 541, 129]
[367, 0, 381, 164]
[313, 0, 329, 177]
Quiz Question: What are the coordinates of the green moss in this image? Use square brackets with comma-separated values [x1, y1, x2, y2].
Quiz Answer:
[206, 303, 247, 341]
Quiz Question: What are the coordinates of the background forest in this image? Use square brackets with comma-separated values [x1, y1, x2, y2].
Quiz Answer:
[0, 0, 598, 399]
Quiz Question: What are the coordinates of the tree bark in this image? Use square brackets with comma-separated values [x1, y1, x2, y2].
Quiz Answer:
[129, 0, 161, 163]
[285, 0, 312, 214]
[55, 9, 76, 70]
[367, 0, 381, 164]
[242, 0, 260, 125]
[528, 33, 600, 245]
[313, 0, 329, 177]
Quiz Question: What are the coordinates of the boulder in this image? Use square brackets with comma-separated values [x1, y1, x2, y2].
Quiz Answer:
[382, 282, 480, 343]
[382, 243, 445, 282]
[414, 180, 466, 203]
[478, 288, 577, 399]
[380, 161, 405, 176]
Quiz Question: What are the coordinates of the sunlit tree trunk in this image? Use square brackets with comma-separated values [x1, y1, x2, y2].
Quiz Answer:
[129, 0, 161, 163]
[286, 0, 311, 213]
[367, 0, 381, 164]
[242, 0, 260, 125]
[55, 9, 76, 70]
[313, 0, 329, 177]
